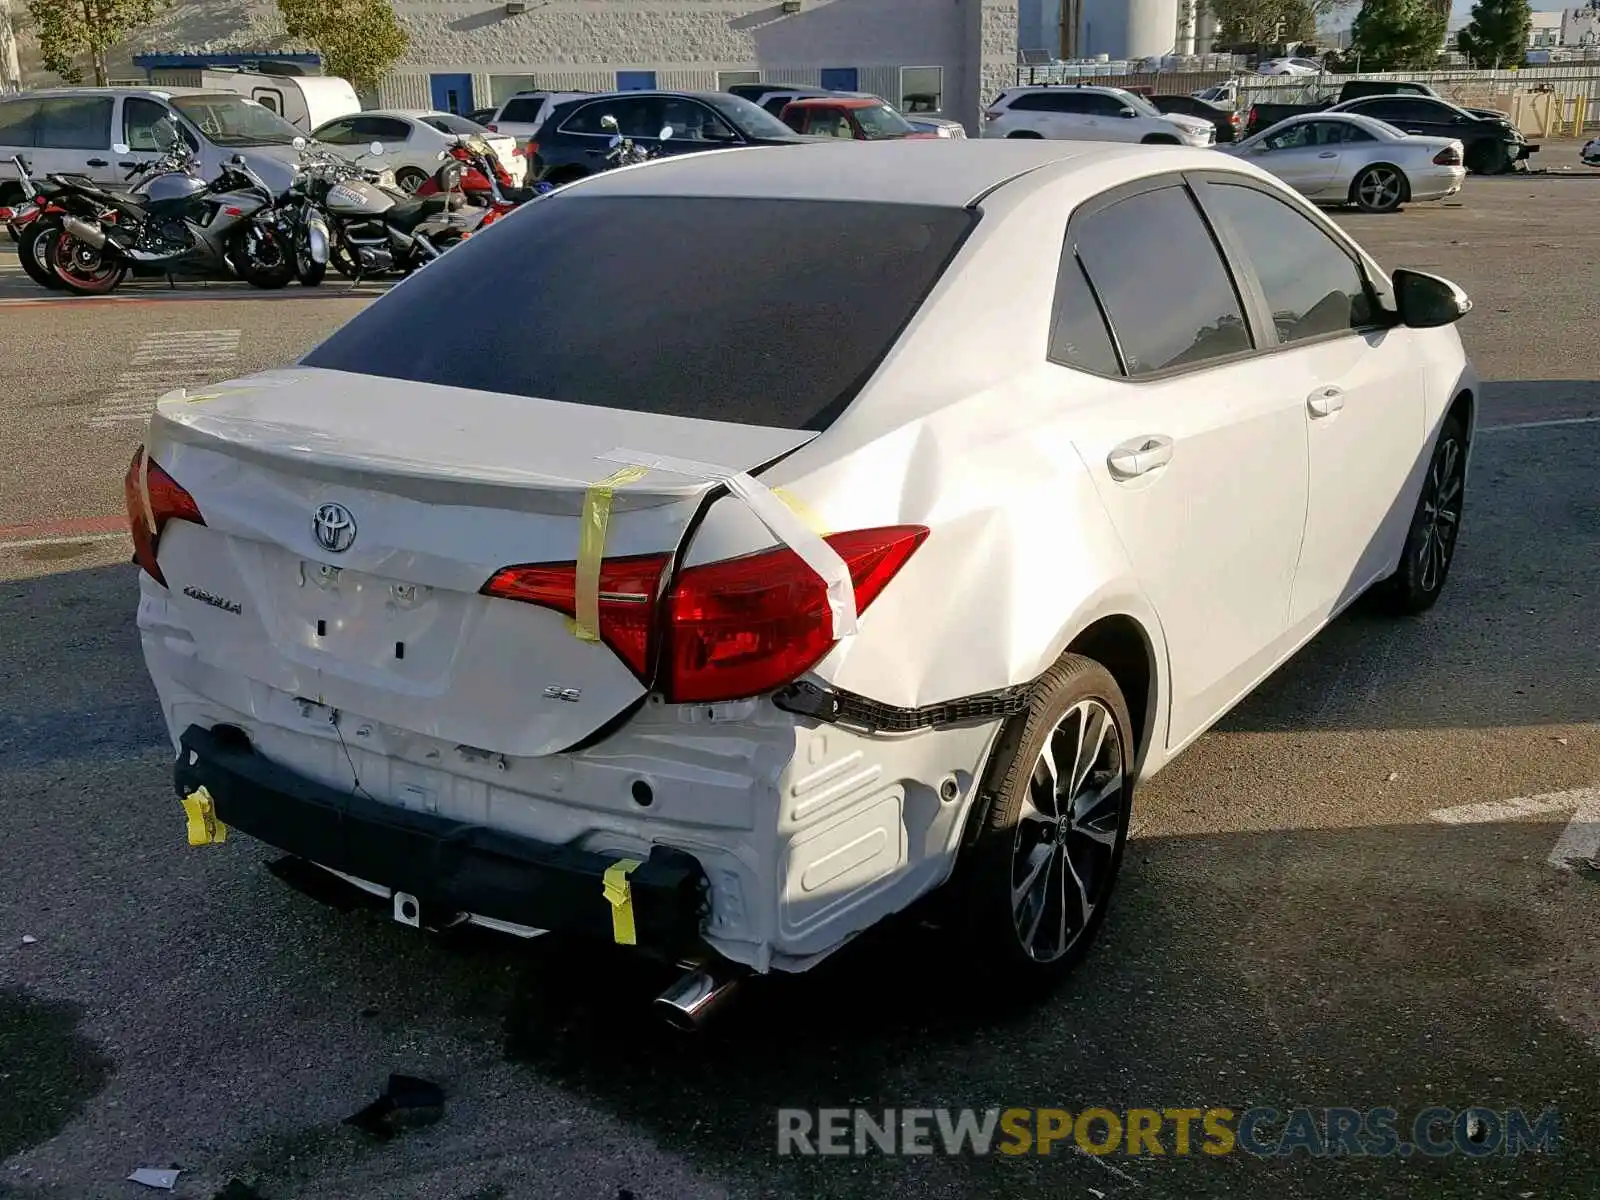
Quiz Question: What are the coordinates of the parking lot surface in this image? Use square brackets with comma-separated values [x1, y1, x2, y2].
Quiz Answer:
[1, 171, 1597, 1200]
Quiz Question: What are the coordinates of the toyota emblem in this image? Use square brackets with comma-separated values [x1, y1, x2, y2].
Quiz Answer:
[312, 502, 357, 553]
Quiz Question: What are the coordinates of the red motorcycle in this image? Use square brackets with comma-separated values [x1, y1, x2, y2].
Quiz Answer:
[414, 137, 549, 229]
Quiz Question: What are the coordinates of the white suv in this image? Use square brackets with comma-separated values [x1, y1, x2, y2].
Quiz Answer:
[983, 85, 1215, 148]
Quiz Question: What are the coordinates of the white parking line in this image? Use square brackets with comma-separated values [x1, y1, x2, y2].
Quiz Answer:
[89, 329, 241, 427]
[1430, 787, 1600, 871]
[1479, 416, 1600, 434]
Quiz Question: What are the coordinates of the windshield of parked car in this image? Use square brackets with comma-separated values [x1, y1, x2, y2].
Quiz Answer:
[170, 94, 303, 146]
[706, 93, 804, 139]
[422, 112, 489, 136]
[302, 195, 979, 431]
[853, 102, 918, 138]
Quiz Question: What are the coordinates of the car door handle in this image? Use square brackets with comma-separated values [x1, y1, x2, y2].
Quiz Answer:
[86, 158, 108, 167]
[118, 160, 139, 169]
[1317, 150, 1337, 158]
[1107, 435, 1174, 480]
[1307, 386, 1345, 417]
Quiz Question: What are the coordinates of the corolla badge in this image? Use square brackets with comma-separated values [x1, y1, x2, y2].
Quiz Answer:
[312, 502, 357, 553]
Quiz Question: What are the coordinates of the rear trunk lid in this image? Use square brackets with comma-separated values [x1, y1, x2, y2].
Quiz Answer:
[145, 366, 815, 757]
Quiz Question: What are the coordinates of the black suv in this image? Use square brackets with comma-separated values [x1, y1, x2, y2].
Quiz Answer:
[530, 91, 815, 185]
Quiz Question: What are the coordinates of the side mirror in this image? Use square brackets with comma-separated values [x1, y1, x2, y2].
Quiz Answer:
[229, 153, 247, 166]
[112, 142, 130, 155]
[369, 141, 385, 157]
[1120, 106, 1138, 118]
[658, 124, 674, 140]
[292, 135, 306, 150]
[599, 114, 619, 132]
[1392, 268, 1471, 328]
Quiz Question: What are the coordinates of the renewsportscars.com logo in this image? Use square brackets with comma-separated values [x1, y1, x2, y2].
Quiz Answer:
[776, 1106, 1561, 1159]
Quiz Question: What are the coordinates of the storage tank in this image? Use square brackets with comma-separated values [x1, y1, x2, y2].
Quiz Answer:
[1079, 0, 1182, 59]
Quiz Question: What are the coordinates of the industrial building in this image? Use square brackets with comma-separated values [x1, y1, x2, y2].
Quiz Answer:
[1018, 0, 1223, 61]
[7, 0, 1018, 133]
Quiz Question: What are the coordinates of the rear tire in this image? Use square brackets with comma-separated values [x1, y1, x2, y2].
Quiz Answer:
[18, 223, 64, 290]
[1465, 138, 1509, 174]
[1351, 164, 1406, 213]
[395, 167, 430, 194]
[1140, 134, 1180, 144]
[49, 232, 126, 295]
[949, 654, 1135, 984]
[1005, 130, 1043, 139]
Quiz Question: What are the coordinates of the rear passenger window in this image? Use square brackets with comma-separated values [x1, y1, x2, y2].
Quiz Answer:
[1048, 254, 1120, 375]
[34, 97, 113, 149]
[498, 98, 543, 123]
[1072, 185, 1251, 376]
[1199, 182, 1378, 344]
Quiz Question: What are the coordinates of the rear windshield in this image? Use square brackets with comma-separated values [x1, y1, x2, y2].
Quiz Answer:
[302, 194, 976, 431]
[423, 113, 487, 136]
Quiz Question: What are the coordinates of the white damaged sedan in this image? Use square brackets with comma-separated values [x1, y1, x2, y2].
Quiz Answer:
[132, 139, 1476, 1024]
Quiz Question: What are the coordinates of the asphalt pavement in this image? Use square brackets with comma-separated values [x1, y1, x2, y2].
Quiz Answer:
[1, 171, 1597, 1200]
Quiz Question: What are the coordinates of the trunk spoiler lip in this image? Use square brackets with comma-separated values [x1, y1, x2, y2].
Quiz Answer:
[146, 368, 820, 515]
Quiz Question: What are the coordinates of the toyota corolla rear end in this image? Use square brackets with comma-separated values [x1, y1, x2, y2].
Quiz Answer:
[133, 178, 993, 1020]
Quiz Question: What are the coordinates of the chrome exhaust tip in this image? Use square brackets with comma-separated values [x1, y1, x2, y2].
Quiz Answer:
[60, 215, 107, 248]
[653, 960, 743, 1032]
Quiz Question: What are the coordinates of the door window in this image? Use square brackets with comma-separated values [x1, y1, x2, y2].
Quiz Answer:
[1072, 185, 1252, 376]
[1261, 121, 1317, 150]
[1199, 182, 1378, 345]
[313, 118, 360, 145]
[0, 98, 40, 147]
[1011, 91, 1082, 113]
[252, 89, 284, 116]
[353, 116, 412, 143]
[1353, 97, 1443, 124]
[1082, 92, 1131, 117]
[562, 98, 659, 137]
[34, 97, 113, 150]
[1048, 253, 1122, 376]
[498, 96, 546, 123]
[659, 97, 737, 141]
[123, 97, 174, 151]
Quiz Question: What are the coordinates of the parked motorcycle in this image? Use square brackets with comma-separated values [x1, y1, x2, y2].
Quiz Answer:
[47, 118, 294, 295]
[6, 154, 69, 290]
[289, 140, 481, 284]
[597, 115, 674, 171]
[416, 134, 553, 229]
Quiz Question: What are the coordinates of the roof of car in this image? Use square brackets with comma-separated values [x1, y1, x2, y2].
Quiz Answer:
[783, 96, 882, 109]
[559, 139, 1224, 207]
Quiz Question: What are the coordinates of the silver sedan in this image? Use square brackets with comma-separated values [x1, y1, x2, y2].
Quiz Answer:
[1219, 112, 1465, 213]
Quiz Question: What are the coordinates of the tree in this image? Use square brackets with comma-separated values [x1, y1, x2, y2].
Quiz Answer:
[1209, 0, 1346, 45]
[1455, 0, 1532, 68]
[277, 0, 409, 93]
[26, 0, 164, 86]
[1348, 0, 1448, 68]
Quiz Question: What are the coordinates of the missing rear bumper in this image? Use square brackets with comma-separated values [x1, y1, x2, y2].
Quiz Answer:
[175, 723, 709, 959]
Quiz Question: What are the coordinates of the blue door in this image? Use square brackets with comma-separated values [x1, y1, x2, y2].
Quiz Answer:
[429, 73, 473, 114]
[616, 70, 658, 91]
[820, 68, 859, 92]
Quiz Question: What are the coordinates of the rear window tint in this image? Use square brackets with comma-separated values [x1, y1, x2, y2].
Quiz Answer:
[302, 195, 976, 431]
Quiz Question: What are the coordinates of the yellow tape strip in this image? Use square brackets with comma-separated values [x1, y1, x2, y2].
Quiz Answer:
[601, 858, 643, 945]
[180, 786, 227, 845]
[572, 464, 648, 642]
[137, 447, 156, 536]
[772, 487, 827, 537]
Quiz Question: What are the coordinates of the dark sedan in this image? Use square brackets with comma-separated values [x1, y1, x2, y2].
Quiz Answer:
[529, 91, 816, 185]
[1327, 94, 1535, 173]
[1150, 94, 1240, 143]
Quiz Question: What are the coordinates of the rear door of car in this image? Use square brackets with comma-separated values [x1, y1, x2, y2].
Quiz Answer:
[32, 95, 118, 184]
[1347, 97, 1453, 138]
[1044, 175, 1311, 749]
[657, 96, 747, 153]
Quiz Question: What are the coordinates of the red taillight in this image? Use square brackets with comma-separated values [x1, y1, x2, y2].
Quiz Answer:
[1433, 145, 1462, 166]
[481, 525, 928, 704]
[123, 446, 205, 586]
[523, 141, 538, 157]
[1230, 110, 1242, 127]
[0, 206, 10, 220]
[665, 525, 928, 703]
[1248, 106, 1258, 127]
[486, 123, 498, 132]
[482, 553, 670, 679]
